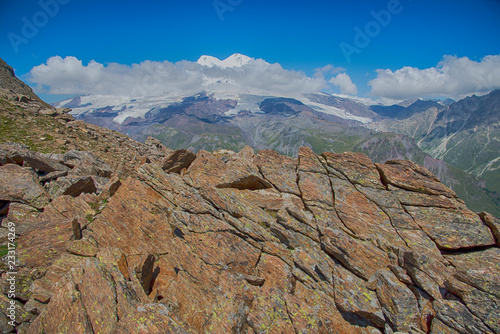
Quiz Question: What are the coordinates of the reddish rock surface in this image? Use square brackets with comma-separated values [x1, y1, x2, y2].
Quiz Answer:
[0, 164, 50, 209]
[377, 160, 457, 197]
[1, 142, 499, 333]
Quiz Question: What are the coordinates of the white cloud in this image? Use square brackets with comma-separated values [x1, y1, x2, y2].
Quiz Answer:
[369, 55, 500, 100]
[314, 64, 345, 78]
[28, 55, 327, 98]
[329, 73, 358, 95]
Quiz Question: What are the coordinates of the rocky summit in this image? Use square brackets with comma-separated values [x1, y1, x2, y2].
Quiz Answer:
[1, 58, 500, 333]
[0, 139, 499, 333]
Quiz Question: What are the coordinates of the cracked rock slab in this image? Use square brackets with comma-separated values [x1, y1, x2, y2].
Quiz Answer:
[405, 206, 495, 250]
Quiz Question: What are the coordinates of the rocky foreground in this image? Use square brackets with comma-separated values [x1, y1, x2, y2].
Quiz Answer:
[1, 139, 499, 333]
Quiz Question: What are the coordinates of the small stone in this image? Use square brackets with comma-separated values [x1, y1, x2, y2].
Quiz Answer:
[377, 160, 456, 197]
[240, 273, 266, 286]
[389, 265, 414, 285]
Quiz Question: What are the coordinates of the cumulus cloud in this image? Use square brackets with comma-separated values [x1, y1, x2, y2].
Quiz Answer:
[329, 73, 358, 95]
[369, 55, 500, 100]
[28, 55, 327, 98]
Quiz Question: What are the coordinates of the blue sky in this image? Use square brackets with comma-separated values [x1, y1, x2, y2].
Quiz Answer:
[1, 0, 500, 102]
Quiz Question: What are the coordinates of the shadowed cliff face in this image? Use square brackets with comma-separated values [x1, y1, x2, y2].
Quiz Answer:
[1, 139, 499, 333]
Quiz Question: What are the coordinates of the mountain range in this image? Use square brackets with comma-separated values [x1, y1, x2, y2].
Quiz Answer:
[369, 91, 500, 207]
[51, 54, 500, 217]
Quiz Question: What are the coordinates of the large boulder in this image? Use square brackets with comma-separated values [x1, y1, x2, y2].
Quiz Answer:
[0, 164, 50, 209]
[0, 143, 69, 173]
[46, 176, 97, 198]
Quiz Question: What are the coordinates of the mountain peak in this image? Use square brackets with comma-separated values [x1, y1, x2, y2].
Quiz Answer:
[222, 53, 252, 67]
[197, 53, 252, 68]
[197, 55, 221, 67]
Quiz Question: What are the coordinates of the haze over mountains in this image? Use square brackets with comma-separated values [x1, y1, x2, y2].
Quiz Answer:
[49, 54, 500, 217]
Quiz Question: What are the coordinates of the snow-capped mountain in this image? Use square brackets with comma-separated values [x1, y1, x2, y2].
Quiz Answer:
[195, 54, 256, 93]
[51, 51, 376, 125]
[54, 92, 375, 125]
[197, 53, 252, 68]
